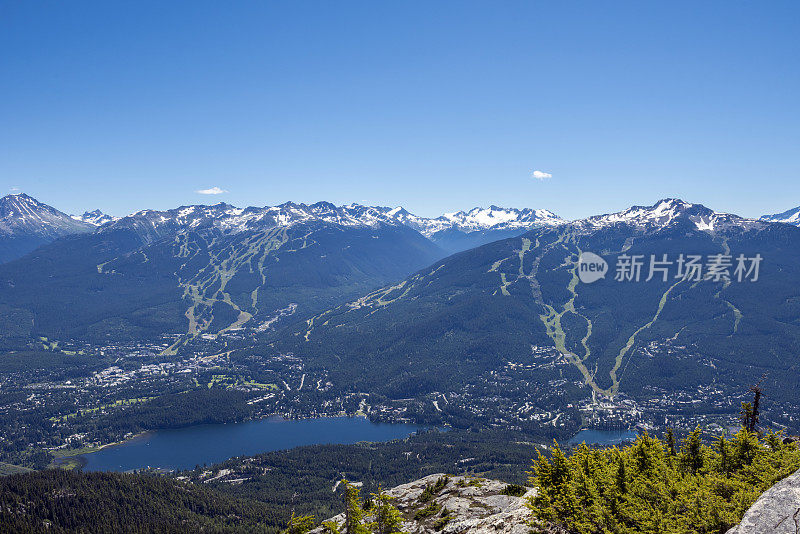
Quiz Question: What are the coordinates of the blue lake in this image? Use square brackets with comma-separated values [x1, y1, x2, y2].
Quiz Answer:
[567, 429, 639, 446]
[81, 416, 421, 472]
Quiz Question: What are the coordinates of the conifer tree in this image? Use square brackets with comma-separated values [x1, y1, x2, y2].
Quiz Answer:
[715, 434, 731, 476]
[527, 385, 800, 533]
[320, 521, 341, 534]
[284, 512, 315, 534]
[740, 401, 754, 432]
[680, 427, 704, 474]
[748, 382, 762, 433]
[614, 452, 626, 495]
[528, 441, 576, 528]
[731, 428, 759, 469]
[371, 486, 404, 534]
[341, 479, 369, 534]
[665, 428, 676, 456]
[765, 431, 782, 452]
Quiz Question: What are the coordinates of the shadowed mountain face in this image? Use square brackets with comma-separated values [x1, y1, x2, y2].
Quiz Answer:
[0, 194, 94, 263]
[280, 199, 800, 404]
[0, 218, 444, 344]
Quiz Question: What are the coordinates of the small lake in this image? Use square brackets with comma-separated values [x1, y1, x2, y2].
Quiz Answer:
[81, 416, 421, 472]
[567, 429, 639, 446]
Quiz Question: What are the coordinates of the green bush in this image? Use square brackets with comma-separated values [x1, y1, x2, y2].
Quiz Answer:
[414, 502, 441, 520]
[528, 429, 800, 533]
[501, 483, 527, 497]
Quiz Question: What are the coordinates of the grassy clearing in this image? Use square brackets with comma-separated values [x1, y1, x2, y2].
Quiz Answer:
[207, 374, 278, 390]
[0, 462, 33, 476]
[51, 445, 104, 459]
[49, 397, 154, 422]
[48, 445, 105, 470]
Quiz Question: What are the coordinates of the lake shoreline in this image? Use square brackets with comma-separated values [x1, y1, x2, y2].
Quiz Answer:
[567, 428, 639, 446]
[52, 412, 376, 470]
[78, 415, 424, 473]
[50, 430, 153, 470]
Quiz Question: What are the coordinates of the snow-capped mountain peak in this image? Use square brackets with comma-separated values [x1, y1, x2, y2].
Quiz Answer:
[581, 198, 764, 234]
[103, 202, 393, 243]
[0, 193, 94, 238]
[100, 201, 565, 244]
[72, 209, 119, 226]
[437, 206, 563, 234]
[761, 206, 800, 226]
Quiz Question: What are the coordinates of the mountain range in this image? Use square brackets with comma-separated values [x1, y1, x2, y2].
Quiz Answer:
[2, 193, 800, 410]
[0, 210, 439, 346]
[276, 198, 800, 407]
[0, 194, 566, 347]
[96, 201, 563, 250]
[0, 193, 563, 264]
[5, 192, 798, 266]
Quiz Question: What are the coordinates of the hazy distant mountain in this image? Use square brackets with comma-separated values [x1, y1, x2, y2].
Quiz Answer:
[72, 209, 118, 226]
[424, 206, 563, 234]
[282, 198, 800, 409]
[99, 201, 564, 254]
[99, 201, 417, 244]
[0, 193, 94, 263]
[761, 205, 800, 226]
[375, 205, 564, 253]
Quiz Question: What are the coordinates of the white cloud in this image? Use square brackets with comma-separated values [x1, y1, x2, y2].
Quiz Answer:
[531, 170, 553, 180]
[196, 186, 228, 195]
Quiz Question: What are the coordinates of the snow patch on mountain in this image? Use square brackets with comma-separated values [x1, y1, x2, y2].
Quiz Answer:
[579, 198, 766, 234]
[3, 193, 790, 247]
[382, 206, 564, 237]
[0, 193, 94, 238]
[438, 206, 563, 234]
[761, 206, 800, 226]
[72, 209, 118, 226]
[102, 201, 566, 243]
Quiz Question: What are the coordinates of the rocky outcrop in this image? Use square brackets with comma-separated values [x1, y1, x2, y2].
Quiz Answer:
[311, 474, 535, 534]
[727, 468, 800, 534]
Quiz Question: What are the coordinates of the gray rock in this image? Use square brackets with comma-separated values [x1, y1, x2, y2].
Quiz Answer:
[310, 473, 537, 534]
[727, 468, 800, 534]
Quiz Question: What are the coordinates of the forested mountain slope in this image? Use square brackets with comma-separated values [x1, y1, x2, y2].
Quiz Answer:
[278, 199, 800, 407]
[0, 469, 279, 533]
[0, 216, 443, 345]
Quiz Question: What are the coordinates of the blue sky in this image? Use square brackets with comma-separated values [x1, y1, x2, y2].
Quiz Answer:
[1, 1, 798, 220]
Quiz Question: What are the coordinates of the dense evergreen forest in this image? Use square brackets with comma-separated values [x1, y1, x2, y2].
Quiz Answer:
[0, 469, 280, 533]
[92, 389, 257, 436]
[531, 429, 800, 533]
